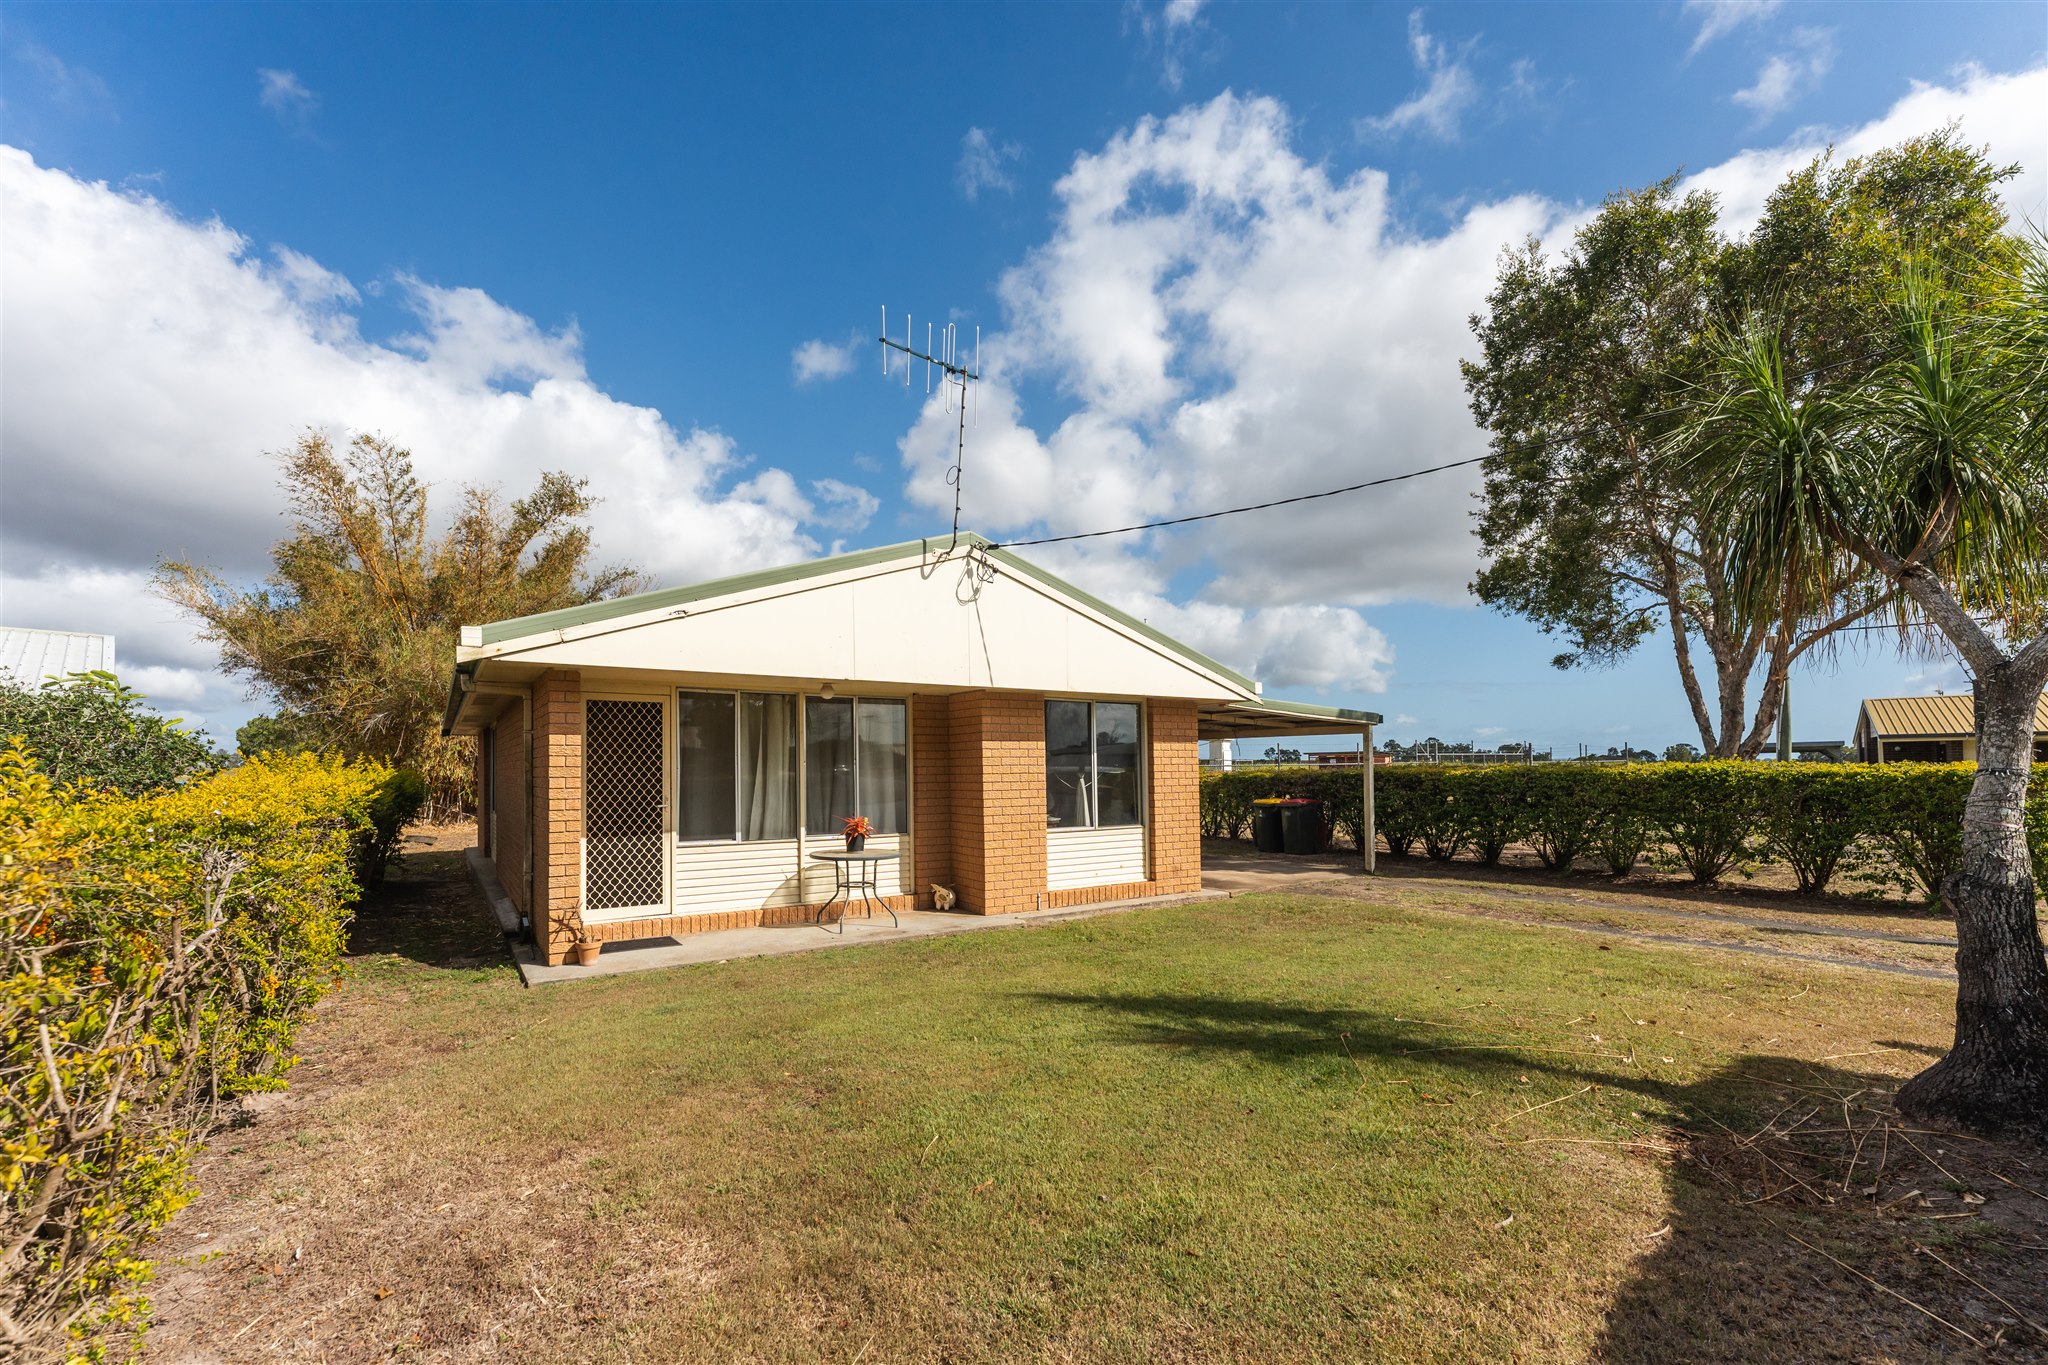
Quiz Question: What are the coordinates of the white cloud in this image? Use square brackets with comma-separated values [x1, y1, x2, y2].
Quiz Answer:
[1684, 0, 1783, 56]
[897, 66, 2048, 694]
[1685, 63, 2046, 234]
[0, 146, 829, 735]
[1732, 29, 1835, 122]
[10, 39, 116, 116]
[1126, 0, 1211, 92]
[956, 127, 1022, 201]
[1359, 10, 1480, 142]
[809, 478, 880, 532]
[792, 335, 859, 383]
[257, 68, 317, 132]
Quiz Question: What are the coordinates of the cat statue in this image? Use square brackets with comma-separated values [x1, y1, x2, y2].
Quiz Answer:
[930, 884, 958, 911]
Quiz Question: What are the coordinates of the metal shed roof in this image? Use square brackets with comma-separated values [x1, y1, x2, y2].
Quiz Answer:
[1195, 698, 1381, 740]
[1858, 693, 2048, 738]
[0, 627, 114, 685]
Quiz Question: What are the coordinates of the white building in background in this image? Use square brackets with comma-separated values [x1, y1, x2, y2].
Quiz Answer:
[0, 628, 115, 686]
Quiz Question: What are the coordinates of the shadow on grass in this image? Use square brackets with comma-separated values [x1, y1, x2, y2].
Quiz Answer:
[1028, 989, 2045, 1363]
[347, 847, 512, 971]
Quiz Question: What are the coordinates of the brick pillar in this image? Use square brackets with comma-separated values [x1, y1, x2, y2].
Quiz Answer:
[531, 670, 584, 965]
[947, 691, 1047, 915]
[910, 694, 954, 910]
[1147, 700, 1201, 895]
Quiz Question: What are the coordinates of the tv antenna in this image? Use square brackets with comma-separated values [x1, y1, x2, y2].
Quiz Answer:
[881, 306, 981, 553]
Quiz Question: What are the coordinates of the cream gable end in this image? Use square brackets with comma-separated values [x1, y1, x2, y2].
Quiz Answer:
[464, 543, 1251, 702]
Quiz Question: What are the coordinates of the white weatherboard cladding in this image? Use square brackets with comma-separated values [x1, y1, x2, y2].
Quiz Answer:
[645, 835, 911, 922]
[489, 558, 1243, 702]
[1046, 825, 1147, 891]
[798, 835, 909, 904]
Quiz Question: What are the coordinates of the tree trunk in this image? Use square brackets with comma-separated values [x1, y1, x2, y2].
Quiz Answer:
[1895, 665, 2048, 1134]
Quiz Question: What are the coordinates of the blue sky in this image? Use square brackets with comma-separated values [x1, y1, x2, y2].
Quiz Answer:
[2, 1, 2044, 754]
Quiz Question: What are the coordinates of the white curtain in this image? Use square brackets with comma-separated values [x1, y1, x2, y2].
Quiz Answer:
[740, 693, 796, 840]
[856, 700, 907, 834]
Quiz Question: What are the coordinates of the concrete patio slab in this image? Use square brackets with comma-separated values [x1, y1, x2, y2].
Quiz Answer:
[464, 849, 1227, 985]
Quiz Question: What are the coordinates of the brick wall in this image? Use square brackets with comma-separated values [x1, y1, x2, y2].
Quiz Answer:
[910, 694, 954, 910]
[529, 685, 1207, 957]
[490, 699, 531, 920]
[945, 691, 1048, 915]
[1143, 699, 1201, 895]
[532, 670, 584, 965]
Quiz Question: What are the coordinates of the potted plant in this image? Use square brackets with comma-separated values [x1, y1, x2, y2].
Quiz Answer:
[842, 814, 873, 852]
[572, 927, 603, 966]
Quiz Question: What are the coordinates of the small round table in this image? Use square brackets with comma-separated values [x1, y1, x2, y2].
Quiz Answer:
[809, 849, 898, 933]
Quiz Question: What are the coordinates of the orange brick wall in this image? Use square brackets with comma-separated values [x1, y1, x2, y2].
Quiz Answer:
[945, 691, 1049, 915]
[488, 700, 532, 919]
[910, 694, 955, 910]
[521, 685, 1206, 956]
[532, 670, 584, 965]
[1143, 699, 1202, 896]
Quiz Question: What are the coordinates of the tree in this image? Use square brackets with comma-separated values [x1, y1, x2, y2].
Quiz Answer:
[157, 432, 642, 812]
[0, 671, 220, 795]
[1663, 742, 1701, 763]
[1685, 237, 2047, 1132]
[1464, 133, 2019, 757]
[235, 712, 322, 758]
[1263, 746, 1303, 763]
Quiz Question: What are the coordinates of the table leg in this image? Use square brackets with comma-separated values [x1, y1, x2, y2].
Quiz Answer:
[816, 864, 848, 933]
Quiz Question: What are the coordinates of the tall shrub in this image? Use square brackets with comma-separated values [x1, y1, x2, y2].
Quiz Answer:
[1754, 764, 1867, 894]
[1643, 761, 1762, 884]
[1458, 767, 1530, 865]
[0, 672, 220, 796]
[1, 745, 409, 1361]
[1520, 765, 1607, 871]
[1591, 766, 1657, 876]
[1856, 763, 1973, 909]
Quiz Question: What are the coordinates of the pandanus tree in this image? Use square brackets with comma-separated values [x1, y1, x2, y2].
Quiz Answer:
[1684, 237, 2048, 1132]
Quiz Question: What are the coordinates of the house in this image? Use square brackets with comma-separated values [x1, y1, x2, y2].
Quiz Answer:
[1853, 693, 2048, 764]
[444, 534, 1381, 965]
[0, 627, 114, 686]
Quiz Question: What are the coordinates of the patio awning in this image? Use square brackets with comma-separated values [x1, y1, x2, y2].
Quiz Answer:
[1194, 698, 1381, 741]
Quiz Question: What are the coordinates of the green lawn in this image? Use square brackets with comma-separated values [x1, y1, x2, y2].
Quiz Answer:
[144, 841, 2044, 1364]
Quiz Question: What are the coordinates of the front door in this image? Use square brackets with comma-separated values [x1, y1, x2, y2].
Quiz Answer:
[583, 698, 667, 916]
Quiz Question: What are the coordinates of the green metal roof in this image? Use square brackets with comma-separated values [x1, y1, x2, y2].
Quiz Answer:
[469, 531, 1261, 693]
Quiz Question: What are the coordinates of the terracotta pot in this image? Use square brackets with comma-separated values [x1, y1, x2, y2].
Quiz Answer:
[573, 939, 602, 966]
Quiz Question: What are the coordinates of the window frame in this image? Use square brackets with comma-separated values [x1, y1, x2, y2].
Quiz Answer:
[676, 688, 913, 845]
[803, 695, 909, 837]
[1045, 698, 1145, 830]
[675, 687, 800, 845]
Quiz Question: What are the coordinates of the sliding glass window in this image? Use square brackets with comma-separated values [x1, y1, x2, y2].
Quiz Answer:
[677, 690, 797, 841]
[805, 697, 908, 835]
[1045, 700, 1142, 828]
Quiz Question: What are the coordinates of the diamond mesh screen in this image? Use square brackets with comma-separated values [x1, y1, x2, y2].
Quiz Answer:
[585, 699, 665, 911]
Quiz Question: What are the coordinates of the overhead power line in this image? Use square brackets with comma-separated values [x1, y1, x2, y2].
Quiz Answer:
[988, 454, 1492, 549]
[983, 307, 2005, 552]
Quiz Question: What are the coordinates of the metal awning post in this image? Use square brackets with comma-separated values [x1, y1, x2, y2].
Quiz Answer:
[1363, 722, 1376, 874]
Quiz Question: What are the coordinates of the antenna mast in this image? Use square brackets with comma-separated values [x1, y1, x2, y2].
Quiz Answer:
[880, 305, 981, 553]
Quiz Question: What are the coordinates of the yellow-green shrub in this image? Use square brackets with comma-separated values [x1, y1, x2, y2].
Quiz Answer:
[1, 745, 416, 1362]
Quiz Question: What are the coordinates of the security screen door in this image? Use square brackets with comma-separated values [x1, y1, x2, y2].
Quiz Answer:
[584, 699, 667, 914]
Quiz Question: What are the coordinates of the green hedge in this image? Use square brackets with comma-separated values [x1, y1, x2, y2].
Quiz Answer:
[1201, 761, 2048, 904]
[2, 746, 423, 1362]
